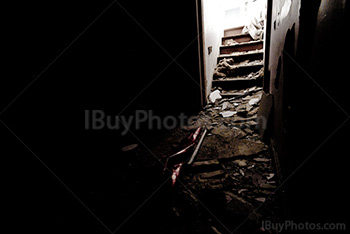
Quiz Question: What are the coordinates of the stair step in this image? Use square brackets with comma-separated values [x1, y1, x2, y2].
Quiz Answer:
[212, 78, 262, 90]
[214, 60, 263, 79]
[220, 40, 263, 55]
[222, 33, 252, 45]
[215, 87, 263, 98]
[213, 72, 263, 83]
[220, 91, 250, 97]
[212, 65, 264, 90]
[224, 26, 244, 37]
[225, 61, 263, 70]
[217, 50, 263, 63]
[213, 76, 260, 82]
[216, 63, 263, 78]
[220, 92, 246, 97]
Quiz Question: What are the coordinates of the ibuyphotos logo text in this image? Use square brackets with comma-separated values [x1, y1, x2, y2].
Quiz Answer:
[85, 110, 196, 135]
[84, 110, 267, 135]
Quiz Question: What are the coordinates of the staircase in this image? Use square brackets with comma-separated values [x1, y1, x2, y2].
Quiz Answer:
[212, 26, 264, 97]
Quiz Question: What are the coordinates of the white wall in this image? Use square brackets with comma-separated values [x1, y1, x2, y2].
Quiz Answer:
[268, 0, 300, 92]
[222, 0, 249, 29]
[202, 0, 225, 100]
[202, 0, 249, 101]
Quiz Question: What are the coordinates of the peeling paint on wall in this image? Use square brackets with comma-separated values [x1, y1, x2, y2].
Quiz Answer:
[280, 0, 292, 22]
[274, 0, 292, 30]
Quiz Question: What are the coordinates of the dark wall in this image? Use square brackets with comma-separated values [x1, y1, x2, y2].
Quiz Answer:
[264, 0, 301, 184]
[4, 0, 202, 165]
[269, 0, 350, 224]
[3, 1, 202, 232]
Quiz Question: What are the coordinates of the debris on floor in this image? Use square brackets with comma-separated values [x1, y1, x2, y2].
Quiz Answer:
[156, 83, 282, 232]
[220, 110, 237, 118]
[163, 127, 203, 186]
[145, 24, 281, 233]
[209, 89, 222, 103]
[159, 30, 281, 231]
[224, 39, 239, 46]
[121, 144, 138, 152]
[214, 63, 264, 79]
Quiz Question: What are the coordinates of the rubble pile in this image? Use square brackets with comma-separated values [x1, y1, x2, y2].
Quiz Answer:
[224, 39, 239, 46]
[229, 48, 264, 56]
[193, 86, 263, 131]
[166, 86, 281, 232]
[184, 86, 277, 196]
[213, 59, 263, 79]
[159, 27, 281, 232]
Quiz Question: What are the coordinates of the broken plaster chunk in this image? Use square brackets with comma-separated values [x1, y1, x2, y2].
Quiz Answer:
[121, 144, 138, 152]
[217, 139, 265, 160]
[220, 111, 237, 118]
[209, 90, 222, 103]
[266, 173, 275, 180]
[238, 188, 248, 194]
[211, 226, 222, 234]
[255, 197, 266, 203]
[248, 164, 255, 169]
[235, 159, 248, 167]
[249, 86, 257, 92]
[260, 183, 277, 190]
[198, 170, 226, 179]
[249, 98, 260, 106]
[253, 157, 270, 162]
[239, 169, 245, 176]
[225, 39, 239, 46]
[192, 159, 220, 167]
[221, 102, 229, 110]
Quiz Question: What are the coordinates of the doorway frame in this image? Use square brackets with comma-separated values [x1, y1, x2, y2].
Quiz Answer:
[196, 0, 273, 105]
[195, 0, 206, 107]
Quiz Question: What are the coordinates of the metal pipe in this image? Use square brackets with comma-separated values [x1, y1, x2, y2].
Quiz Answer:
[188, 128, 207, 165]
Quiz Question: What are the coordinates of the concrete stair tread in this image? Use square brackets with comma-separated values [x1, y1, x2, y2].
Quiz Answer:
[213, 76, 261, 82]
[220, 90, 262, 97]
[213, 70, 263, 82]
[222, 33, 250, 40]
[213, 28, 264, 96]
[218, 49, 264, 59]
[220, 40, 263, 49]
[216, 87, 263, 97]
[214, 62, 263, 75]
[217, 49, 264, 64]
[220, 40, 264, 54]
[222, 33, 253, 45]
[230, 60, 263, 69]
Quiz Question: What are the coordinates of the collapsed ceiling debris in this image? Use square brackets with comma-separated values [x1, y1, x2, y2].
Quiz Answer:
[159, 85, 281, 232]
